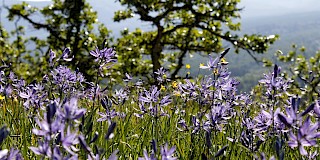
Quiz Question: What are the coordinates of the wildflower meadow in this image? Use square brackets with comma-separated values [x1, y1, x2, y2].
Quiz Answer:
[0, 45, 319, 160]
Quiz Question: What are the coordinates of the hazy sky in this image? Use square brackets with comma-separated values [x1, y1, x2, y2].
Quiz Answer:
[96, 0, 320, 32]
[240, 0, 320, 18]
[2, 0, 320, 34]
[11, 0, 320, 19]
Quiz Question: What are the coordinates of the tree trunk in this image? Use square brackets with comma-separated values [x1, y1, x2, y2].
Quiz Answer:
[151, 26, 164, 77]
[170, 28, 192, 79]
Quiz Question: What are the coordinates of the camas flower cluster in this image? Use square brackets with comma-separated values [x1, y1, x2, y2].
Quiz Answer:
[1, 45, 320, 159]
[0, 46, 119, 159]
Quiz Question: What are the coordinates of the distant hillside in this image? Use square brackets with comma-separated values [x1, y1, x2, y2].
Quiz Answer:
[184, 11, 320, 92]
[242, 11, 320, 52]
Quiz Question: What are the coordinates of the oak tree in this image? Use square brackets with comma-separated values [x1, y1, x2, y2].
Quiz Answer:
[114, 0, 278, 80]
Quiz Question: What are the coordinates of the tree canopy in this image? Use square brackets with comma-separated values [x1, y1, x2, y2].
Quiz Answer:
[3, 0, 112, 81]
[114, 0, 278, 80]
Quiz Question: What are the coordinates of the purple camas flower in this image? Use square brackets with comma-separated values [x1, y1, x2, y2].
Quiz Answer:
[253, 108, 283, 141]
[60, 126, 79, 155]
[57, 97, 86, 122]
[204, 103, 232, 132]
[98, 96, 125, 122]
[30, 98, 88, 158]
[277, 97, 314, 128]
[101, 96, 113, 110]
[85, 83, 105, 100]
[177, 119, 188, 131]
[287, 116, 320, 156]
[89, 47, 102, 59]
[259, 64, 293, 98]
[218, 66, 231, 79]
[4, 84, 12, 97]
[78, 135, 94, 156]
[114, 88, 128, 104]
[154, 67, 170, 84]
[29, 141, 52, 157]
[307, 151, 318, 160]
[198, 77, 214, 105]
[53, 146, 78, 160]
[18, 82, 48, 109]
[138, 85, 171, 117]
[178, 79, 198, 99]
[97, 109, 118, 123]
[259, 65, 281, 88]
[106, 150, 119, 160]
[0, 71, 5, 83]
[90, 47, 117, 69]
[160, 95, 171, 106]
[7, 41, 320, 159]
[240, 129, 263, 152]
[51, 65, 85, 93]
[49, 49, 56, 67]
[200, 48, 230, 71]
[313, 100, 320, 117]
[139, 86, 160, 104]
[12, 78, 25, 90]
[191, 115, 201, 134]
[134, 103, 147, 118]
[0, 149, 9, 159]
[6, 148, 23, 160]
[242, 117, 255, 130]
[33, 83, 44, 92]
[19, 87, 37, 109]
[8, 72, 16, 81]
[199, 77, 213, 92]
[254, 152, 275, 160]
[277, 109, 297, 128]
[32, 116, 64, 137]
[221, 78, 239, 92]
[61, 48, 74, 62]
[123, 73, 132, 82]
[160, 143, 177, 160]
[200, 55, 219, 70]
[138, 150, 156, 160]
[138, 139, 157, 160]
[240, 117, 264, 151]
[135, 79, 144, 86]
[254, 110, 272, 133]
